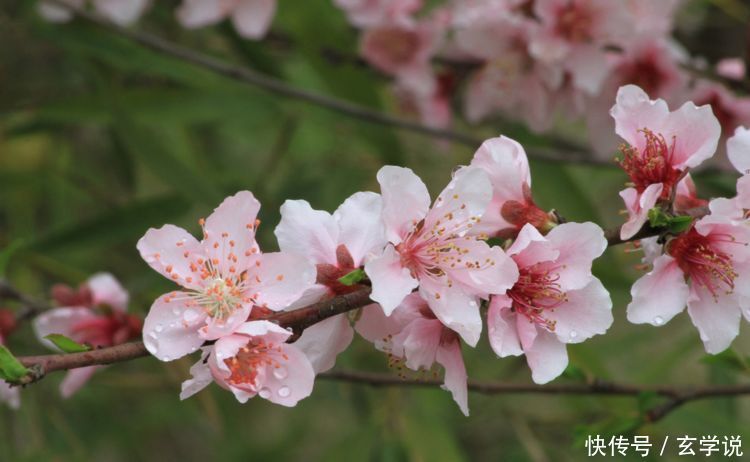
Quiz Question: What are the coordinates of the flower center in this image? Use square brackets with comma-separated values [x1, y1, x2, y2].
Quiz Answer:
[667, 228, 739, 299]
[618, 128, 682, 198]
[555, 3, 593, 42]
[224, 339, 287, 387]
[508, 263, 566, 331]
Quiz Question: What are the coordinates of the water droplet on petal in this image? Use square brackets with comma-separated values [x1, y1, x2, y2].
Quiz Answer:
[155, 323, 164, 333]
[259, 388, 271, 399]
[277, 386, 291, 398]
[163, 355, 171, 361]
[168, 322, 177, 329]
[183, 309, 199, 323]
[468, 301, 478, 308]
[653, 316, 664, 326]
[273, 367, 288, 380]
[172, 307, 181, 316]
[149, 332, 158, 340]
[569, 330, 578, 340]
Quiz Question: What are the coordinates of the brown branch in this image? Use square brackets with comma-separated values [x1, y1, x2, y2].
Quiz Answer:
[41, 0, 607, 168]
[320, 369, 750, 423]
[0, 279, 51, 322]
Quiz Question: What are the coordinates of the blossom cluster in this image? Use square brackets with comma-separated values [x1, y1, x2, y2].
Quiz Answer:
[37, 0, 750, 162]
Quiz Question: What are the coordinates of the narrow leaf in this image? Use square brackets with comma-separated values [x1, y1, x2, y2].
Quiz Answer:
[0, 345, 28, 382]
[44, 334, 91, 353]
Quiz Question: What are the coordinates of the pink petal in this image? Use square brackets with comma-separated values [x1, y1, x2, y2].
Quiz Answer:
[487, 295, 523, 357]
[247, 252, 316, 311]
[180, 349, 214, 400]
[611, 84, 670, 148]
[728, 126, 750, 175]
[507, 223, 559, 266]
[143, 293, 206, 361]
[516, 314, 538, 351]
[687, 288, 742, 354]
[428, 167, 492, 234]
[276, 200, 339, 265]
[627, 254, 689, 325]
[137, 224, 205, 290]
[546, 278, 613, 344]
[619, 183, 663, 240]
[365, 245, 419, 315]
[396, 318, 441, 370]
[92, 0, 150, 26]
[259, 343, 315, 407]
[334, 191, 386, 266]
[523, 328, 568, 384]
[33, 307, 97, 348]
[293, 314, 354, 373]
[202, 191, 261, 276]
[448, 239, 518, 297]
[376, 166, 430, 244]
[419, 283, 482, 347]
[60, 366, 99, 398]
[545, 222, 607, 291]
[0, 381, 20, 409]
[469, 135, 531, 206]
[176, 0, 226, 28]
[355, 300, 417, 347]
[87, 272, 129, 311]
[661, 100, 721, 169]
[231, 0, 276, 40]
[200, 303, 251, 340]
[436, 339, 469, 416]
[567, 45, 611, 95]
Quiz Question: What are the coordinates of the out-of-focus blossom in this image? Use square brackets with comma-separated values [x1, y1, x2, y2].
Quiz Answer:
[717, 58, 746, 81]
[334, 0, 423, 27]
[39, 0, 151, 26]
[530, 0, 630, 95]
[181, 321, 315, 406]
[611, 85, 720, 240]
[176, 0, 277, 39]
[691, 81, 750, 153]
[275, 192, 386, 372]
[357, 293, 469, 415]
[33, 273, 141, 397]
[365, 166, 518, 346]
[137, 191, 315, 361]
[360, 16, 441, 79]
[468, 136, 555, 239]
[487, 223, 612, 384]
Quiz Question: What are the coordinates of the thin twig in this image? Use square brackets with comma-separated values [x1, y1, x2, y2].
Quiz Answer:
[0, 279, 51, 322]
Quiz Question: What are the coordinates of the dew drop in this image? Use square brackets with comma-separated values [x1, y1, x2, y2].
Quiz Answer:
[155, 323, 164, 333]
[172, 307, 181, 316]
[653, 316, 664, 326]
[149, 332, 158, 340]
[273, 367, 288, 380]
[277, 386, 291, 398]
[163, 355, 171, 361]
[569, 330, 578, 340]
[468, 300, 478, 308]
[259, 388, 271, 399]
[183, 309, 199, 323]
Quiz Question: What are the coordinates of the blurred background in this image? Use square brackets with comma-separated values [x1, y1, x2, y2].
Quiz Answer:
[1, 1, 749, 460]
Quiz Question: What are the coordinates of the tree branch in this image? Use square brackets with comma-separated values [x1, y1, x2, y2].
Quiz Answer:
[41, 0, 610, 168]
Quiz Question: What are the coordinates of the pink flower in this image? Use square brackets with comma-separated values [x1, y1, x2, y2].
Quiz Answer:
[274, 192, 386, 372]
[0, 335, 20, 410]
[393, 70, 453, 129]
[729, 126, 750, 175]
[717, 58, 746, 81]
[137, 191, 316, 361]
[627, 212, 750, 354]
[530, 0, 630, 95]
[468, 136, 554, 239]
[611, 85, 721, 239]
[334, 0, 423, 27]
[691, 81, 750, 152]
[357, 293, 469, 415]
[360, 16, 440, 79]
[365, 166, 518, 346]
[487, 223, 612, 384]
[33, 273, 142, 397]
[455, 10, 561, 131]
[176, 0, 277, 39]
[180, 321, 315, 406]
[39, 0, 151, 25]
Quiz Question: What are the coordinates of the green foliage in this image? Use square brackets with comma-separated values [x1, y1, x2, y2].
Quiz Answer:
[44, 334, 91, 353]
[0, 345, 29, 382]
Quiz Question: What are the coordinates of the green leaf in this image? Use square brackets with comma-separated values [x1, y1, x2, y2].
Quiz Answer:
[0, 345, 29, 382]
[561, 364, 588, 382]
[338, 268, 366, 286]
[44, 334, 91, 353]
[647, 207, 669, 228]
[668, 215, 694, 233]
